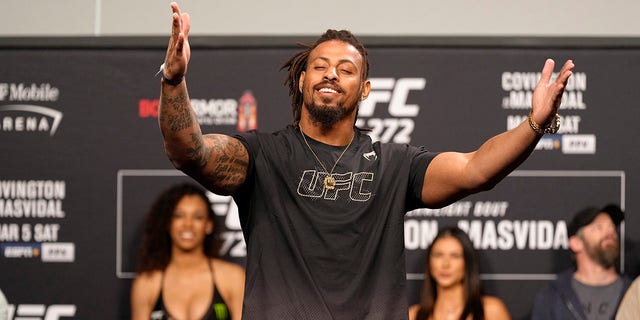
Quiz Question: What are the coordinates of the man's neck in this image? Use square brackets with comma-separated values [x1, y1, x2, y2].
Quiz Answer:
[298, 117, 355, 146]
[573, 261, 619, 286]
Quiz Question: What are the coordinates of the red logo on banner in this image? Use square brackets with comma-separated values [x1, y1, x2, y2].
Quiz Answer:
[237, 91, 258, 132]
[138, 99, 159, 118]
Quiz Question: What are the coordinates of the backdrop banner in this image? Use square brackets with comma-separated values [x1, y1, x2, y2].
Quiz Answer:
[0, 41, 639, 320]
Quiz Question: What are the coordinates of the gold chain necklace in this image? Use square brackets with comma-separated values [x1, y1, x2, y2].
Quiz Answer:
[300, 127, 354, 190]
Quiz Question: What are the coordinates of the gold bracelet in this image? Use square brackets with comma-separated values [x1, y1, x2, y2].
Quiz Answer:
[528, 110, 561, 135]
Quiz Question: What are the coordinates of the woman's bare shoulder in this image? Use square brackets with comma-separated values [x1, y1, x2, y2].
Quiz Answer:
[131, 269, 163, 315]
[481, 296, 511, 320]
[211, 258, 245, 288]
[408, 304, 421, 320]
[133, 270, 162, 288]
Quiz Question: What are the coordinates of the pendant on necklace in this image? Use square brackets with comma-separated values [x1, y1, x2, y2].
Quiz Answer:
[324, 176, 336, 190]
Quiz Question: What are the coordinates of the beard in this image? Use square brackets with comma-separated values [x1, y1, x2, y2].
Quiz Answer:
[303, 80, 360, 130]
[583, 237, 620, 268]
[305, 99, 358, 131]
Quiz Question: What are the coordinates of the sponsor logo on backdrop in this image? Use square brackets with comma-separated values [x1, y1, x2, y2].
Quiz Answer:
[237, 91, 258, 132]
[404, 201, 568, 251]
[206, 192, 246, 257]
[501, 70, 594, 154]
[0, 180, 75, 262]
[139, 90, 258, 131]
[8, 303, 76, 320]
[356, 77, 426, 143]
[0, 83, 63, 136]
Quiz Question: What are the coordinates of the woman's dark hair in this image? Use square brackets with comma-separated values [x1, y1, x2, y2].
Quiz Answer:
[136, 182, 218, 272]
[416, 226, 485, 320]
[281, 29, 370, 127]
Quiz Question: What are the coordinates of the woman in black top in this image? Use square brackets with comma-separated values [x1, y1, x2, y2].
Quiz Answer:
[131, 183, 245, 320]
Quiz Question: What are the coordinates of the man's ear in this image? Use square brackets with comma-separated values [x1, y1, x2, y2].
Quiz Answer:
[569, 236, 583, 253]
[299, 71, 306, 93]
[360, 80, 371, 101]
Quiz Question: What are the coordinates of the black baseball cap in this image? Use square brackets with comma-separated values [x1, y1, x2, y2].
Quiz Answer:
[567, 204, 624, 237]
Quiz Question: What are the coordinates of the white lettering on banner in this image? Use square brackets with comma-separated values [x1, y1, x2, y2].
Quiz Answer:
[0, 105, 63, 136]
[534, 137, 561, 151]
[0, 83, 8, 100]
[458, 219, 568, 250]
[0, 223, 20, 241]
[7, 304, 76, 320]
[3, 245, 38, 258]
[0, 180, 66, 199]
[404, 219, 569, 251]
[22, 224, 31, 241]
[562, 134, 596, 154]
[473, 201, 508, 217]
[501, 72, 587, 110]
[0, 180, 66, 218]
[356, 118, 414, 143]
[2, 116, 50, 132]
[41, 242, 75, 262]
[205, 192, 246, 257]
[33, 224, 60, 242]
[0, 83, 60, 102]
[191, 98, 237, 125]
[219, 231, 246, 257]
[360, 78, 426, 117]
[406, 201, 472, 217]
[404, 219, 439, 250]
[0, 199, 65, 218]
[501, 72, 586, 91]
[356, 77, 426, 143]
[502, 91, 586, 110]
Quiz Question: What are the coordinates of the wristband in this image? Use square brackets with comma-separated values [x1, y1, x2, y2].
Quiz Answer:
[156, 63, 184, 86]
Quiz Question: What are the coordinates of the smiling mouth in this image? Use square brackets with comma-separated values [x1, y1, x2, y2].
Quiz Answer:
[314, 81, 342, 94]
[318, 87, 339, 94]
[180, 231, 195, 239]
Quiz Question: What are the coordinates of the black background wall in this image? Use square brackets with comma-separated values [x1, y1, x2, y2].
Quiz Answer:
[0, 37, 639, 319]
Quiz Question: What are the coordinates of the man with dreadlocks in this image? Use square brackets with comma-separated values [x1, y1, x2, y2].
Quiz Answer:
[157, 2, 574, 319]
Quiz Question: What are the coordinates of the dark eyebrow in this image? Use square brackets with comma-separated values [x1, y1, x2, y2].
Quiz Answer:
[312, 56, 358, 67]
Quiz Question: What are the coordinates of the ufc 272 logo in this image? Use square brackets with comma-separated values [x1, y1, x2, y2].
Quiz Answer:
[8, 304, 76, 320]
[356, 78, 426, 143]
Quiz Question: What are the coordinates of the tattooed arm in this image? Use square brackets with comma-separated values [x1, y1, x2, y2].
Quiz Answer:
[158, 2, 248, 195]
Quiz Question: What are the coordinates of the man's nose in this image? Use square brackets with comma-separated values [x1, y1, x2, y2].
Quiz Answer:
[324, 67, 338, 81]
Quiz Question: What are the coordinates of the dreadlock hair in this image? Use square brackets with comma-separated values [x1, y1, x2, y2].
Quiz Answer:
[416, 227, 485, 320]
[136, 183, 219, 273]
[281, 29, 370, 127]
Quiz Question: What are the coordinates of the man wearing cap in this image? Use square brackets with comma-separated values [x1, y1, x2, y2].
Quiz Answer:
[531, 204, 632, 320]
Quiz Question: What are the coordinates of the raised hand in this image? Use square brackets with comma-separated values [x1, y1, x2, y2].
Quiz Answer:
[162, 2, 191, 83]
[531, 59, 575, 126]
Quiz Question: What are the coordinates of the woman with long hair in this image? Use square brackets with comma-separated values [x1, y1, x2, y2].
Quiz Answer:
[409, 227, 510, 320]
[131, 183, 244, 320]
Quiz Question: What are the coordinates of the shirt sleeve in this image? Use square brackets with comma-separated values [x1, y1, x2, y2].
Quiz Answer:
[406, 145, 439, 210]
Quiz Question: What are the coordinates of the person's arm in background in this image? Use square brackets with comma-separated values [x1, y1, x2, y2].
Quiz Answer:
[130, 272, 161, 320]
[214, 259, 246, 320]
[482, 296, 511, 320]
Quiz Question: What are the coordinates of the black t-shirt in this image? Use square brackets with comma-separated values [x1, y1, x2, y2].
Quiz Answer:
[233, 125, 437, 319]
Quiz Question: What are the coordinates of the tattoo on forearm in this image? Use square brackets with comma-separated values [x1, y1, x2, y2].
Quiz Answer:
[160, 93, 193, 131]
[185, 133, 206, 167]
